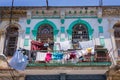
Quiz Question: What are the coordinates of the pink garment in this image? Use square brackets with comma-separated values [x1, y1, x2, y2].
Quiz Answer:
[45, 52, 52, 62]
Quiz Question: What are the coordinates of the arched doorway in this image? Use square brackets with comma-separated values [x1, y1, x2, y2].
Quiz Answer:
[3, 26, 19, 56]
[113, 22, 120, 57]
[72, 24, 89, 43]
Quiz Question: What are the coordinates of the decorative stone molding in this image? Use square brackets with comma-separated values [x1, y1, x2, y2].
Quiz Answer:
[19, 30, 25, 34]
[108, 29, 114, 33]
[26, 19, 31, 25]
[32, 19, 59, 40]
[98, 18, 103, 24]
[32, 30, 37, 39]
[60, 19, 65, 24]
[97, 7, 102, 18]
[67, 19, 94, 40]
[0, 8, 26, 20]
[27, 11, 31, 25]
[103, 7, 120, 17]
[60, 10, 65, 24]
[0, 29, 5, 35]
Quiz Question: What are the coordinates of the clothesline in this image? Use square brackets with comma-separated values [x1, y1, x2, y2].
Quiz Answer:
[30, 49, 82, 52]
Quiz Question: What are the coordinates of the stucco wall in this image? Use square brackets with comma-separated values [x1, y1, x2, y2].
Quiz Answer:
[0, 17, 118, 54]
[13, 18, 111, 50]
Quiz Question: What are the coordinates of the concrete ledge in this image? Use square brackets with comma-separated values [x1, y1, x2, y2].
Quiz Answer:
[24, 69, 107, 75]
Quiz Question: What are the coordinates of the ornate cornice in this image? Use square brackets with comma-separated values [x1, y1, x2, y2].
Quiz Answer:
[0, 7, 27, 20]
[103, 7, 120, 17]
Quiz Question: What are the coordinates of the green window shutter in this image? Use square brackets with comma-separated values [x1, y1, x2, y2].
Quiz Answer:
[100, 37, 105, 46]
[24, 39, 29, 46]
[61, 27, 65, 33]
[26, 27, 30, 34]
[98, 26, 103, 33]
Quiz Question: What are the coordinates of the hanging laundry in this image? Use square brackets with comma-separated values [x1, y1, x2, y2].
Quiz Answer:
[63, 53, 70, 60]
[55, 40, 72, 51]
[45, 52, 52, 62]
[69, 53, 76, 59]
[52, 52, 63, 60]
[59, 41, 72, 50]
[36, 52, 47, 61]
[31, 40, 47, 50]
[9, 50, 28, 71]
[79, 40, 95, 54]
[54, 43, 61, 51]
[79, 40, 94, 50]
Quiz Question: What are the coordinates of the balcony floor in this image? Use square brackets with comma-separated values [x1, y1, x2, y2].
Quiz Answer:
[27, 62, 111, 67]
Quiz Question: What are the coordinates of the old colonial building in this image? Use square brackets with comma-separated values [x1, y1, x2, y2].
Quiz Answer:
[0, 0, 120, 80]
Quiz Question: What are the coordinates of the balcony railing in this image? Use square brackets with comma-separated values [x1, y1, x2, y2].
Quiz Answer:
[27, 62, 111, 67]
[27, 51, 111, 67]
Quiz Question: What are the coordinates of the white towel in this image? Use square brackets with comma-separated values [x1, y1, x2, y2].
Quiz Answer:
[59, 41, 72, 50]
[79, 40, 94, 50]
[36, 52, 47, 61]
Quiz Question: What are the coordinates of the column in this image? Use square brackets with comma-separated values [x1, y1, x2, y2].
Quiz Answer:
[60, 10, 65, 42]
[17, 30, 25, 49]
[23, 10, 32, 50]
[108, 18, 117, 65]
[0, 30, 6, 55]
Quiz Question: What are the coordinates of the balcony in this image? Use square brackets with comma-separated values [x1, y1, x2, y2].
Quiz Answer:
[27, 62, 111, 67]
[27, 44, 112, 67]
[27, 51, 111, 67]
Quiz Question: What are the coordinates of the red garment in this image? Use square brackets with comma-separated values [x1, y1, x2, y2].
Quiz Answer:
[45, 52, 52, 62]
[69, 53, 76, 59]
[31, 40, 47, 50]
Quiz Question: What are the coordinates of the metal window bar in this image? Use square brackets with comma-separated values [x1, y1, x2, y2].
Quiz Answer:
[72, 24, 89, 43]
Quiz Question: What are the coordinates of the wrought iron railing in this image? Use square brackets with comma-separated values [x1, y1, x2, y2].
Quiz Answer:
[27, 50, 111, 67]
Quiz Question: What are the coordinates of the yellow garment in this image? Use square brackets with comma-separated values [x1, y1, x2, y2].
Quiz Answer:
[87, 48, 92, 53]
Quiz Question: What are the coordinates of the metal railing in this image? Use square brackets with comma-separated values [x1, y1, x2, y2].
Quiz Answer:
[26, 50, 111, 67]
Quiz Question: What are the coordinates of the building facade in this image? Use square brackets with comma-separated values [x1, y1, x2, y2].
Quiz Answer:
[0, 5, 120, 80]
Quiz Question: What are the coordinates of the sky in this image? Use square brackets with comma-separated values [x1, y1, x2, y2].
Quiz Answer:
[0, 0, 120, 7]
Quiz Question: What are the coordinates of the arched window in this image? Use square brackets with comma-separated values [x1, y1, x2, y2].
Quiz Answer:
[72, 24, 89, 49]
[4, 26, 19, 56]
[72, 24, 89, 43]
[37, 24, 53, 43]
[113, 23, 120, 57]
[114, 27, 120, 38]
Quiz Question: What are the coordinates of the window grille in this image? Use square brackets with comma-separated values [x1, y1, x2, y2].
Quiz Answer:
[72, 24, 89, 43]
[4, 26, 18, 56]
[37, 24, 53, 43]
[114, 28, 120, 38]
[114, 26, 120, 57]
